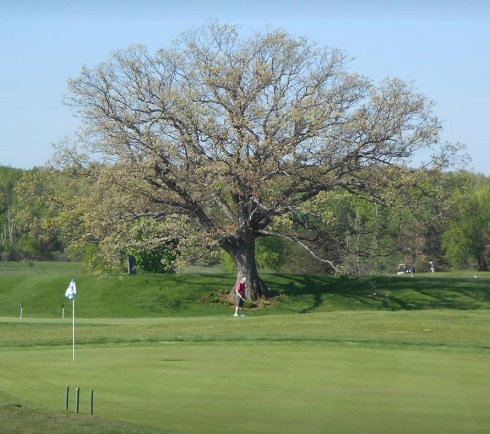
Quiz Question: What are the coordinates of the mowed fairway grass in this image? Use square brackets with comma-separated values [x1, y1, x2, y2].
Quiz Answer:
[1, 262, 490, 433]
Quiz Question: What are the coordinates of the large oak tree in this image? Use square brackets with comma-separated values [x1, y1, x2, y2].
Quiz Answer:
[56, 22, 458, 299]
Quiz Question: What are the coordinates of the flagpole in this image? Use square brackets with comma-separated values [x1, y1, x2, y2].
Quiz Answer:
[72, 298, 75, 361]
[65, 277, 77, 361]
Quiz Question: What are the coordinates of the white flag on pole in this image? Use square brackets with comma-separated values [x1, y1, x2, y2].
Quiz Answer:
[65, 277, 77, 360]
[65, 278, 77, 300]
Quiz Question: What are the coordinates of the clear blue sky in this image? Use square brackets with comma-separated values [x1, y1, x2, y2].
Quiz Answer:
[1, 0, 489, 175]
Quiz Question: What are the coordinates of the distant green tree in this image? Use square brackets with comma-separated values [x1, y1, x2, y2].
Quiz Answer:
[0, 166, 25, 260]
[414, 171, 490, 271]
[13, 168, 69, 261]
[442, 185, 490, 271]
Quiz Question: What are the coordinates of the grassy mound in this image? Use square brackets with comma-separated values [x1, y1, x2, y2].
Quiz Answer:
[1, 261, 489, 319]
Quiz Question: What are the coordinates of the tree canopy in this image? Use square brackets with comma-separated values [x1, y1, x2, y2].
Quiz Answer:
[49, 22, 463, 298]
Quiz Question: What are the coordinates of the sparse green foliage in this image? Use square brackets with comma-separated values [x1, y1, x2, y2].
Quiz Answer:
[130, 243, 178, 273]
[255, 236, 287, 271]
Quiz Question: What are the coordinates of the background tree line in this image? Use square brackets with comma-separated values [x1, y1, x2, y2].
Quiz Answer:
[2, 164, 489, 274]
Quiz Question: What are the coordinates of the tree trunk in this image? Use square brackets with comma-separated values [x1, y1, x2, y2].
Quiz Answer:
[476, 255, 488, 272]
[221, 233, 271, 300]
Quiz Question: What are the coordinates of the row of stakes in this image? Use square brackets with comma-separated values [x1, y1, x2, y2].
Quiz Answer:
[65, 386, 95, 416]
[18, 303, 66, 320]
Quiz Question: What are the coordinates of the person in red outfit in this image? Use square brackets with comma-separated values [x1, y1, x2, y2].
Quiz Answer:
[234, 277, 246, 317]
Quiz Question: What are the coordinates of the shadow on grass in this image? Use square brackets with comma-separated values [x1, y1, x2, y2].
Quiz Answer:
[268, 274, 490, 313]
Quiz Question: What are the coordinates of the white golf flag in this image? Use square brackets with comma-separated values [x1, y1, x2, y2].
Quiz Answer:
[65, 278, 77, 300]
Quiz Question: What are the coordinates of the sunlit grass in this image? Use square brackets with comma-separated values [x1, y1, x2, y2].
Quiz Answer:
[1, 263, 490, 433]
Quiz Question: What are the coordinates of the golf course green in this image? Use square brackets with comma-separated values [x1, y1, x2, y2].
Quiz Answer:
[1, 262, 489, 433]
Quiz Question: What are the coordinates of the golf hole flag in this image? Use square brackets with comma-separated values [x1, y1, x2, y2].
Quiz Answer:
[65, 277, 77, 360]
[65, 278, 77, 300]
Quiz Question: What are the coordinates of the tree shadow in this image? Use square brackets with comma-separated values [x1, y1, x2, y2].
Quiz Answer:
[268, 273, 490, 313]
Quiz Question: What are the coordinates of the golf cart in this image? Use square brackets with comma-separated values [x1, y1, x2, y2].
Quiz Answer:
[397, 263, 414, 274]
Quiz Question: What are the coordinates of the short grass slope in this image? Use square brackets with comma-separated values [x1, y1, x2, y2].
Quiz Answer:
[1, 262, 490, 433]
[1, 261, 490, 318]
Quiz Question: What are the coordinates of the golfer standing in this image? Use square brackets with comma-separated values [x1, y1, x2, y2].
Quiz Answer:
[234, 277, 246, 317]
